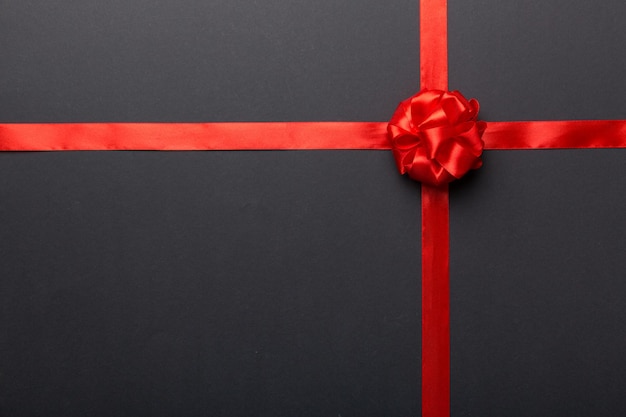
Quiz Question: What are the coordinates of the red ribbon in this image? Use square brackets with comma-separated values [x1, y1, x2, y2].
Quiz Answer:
[0, 122, 389, 151]
[1, 1, 626, 416]
[2, 120, 624, 151]
[418, 1, 452, 416]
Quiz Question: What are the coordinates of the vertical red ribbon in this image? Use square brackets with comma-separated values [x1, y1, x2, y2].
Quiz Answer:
[421, 183, 450, 417]
[419, 0, 450, 416]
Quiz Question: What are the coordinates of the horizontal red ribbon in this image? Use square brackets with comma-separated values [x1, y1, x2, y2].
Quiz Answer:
[484, 120, 626, 149]
[2, 120, 625, 151]
[0, 122, 388, 151]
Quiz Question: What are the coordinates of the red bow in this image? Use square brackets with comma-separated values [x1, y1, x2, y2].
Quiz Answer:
[388, 89, 486, 185]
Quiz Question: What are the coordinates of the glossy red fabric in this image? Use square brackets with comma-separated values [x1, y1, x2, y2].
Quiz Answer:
[484, 120, 626, 149]
[418, 1, 452, 416]
[2, 120, 625, 151]
[388, 89, 486, 186]
[421, 183, 451, 417]
[420, 0, 448, 91]
[0, 122, 388, 151]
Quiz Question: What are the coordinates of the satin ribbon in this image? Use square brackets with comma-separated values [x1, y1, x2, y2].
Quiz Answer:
[2, 120, 625, 151]
[1, 1, 626, 416]
[418, 1, 452, 416]
[0, 122, 389, 151]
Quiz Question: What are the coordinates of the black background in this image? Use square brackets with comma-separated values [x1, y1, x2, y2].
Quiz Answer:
[1, 0, 625, 416]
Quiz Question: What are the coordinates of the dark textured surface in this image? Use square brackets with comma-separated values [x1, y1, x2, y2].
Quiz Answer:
[0, 0, 418, 122]
[1, 0, 625, 416]
[0, 151, 422, 417]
